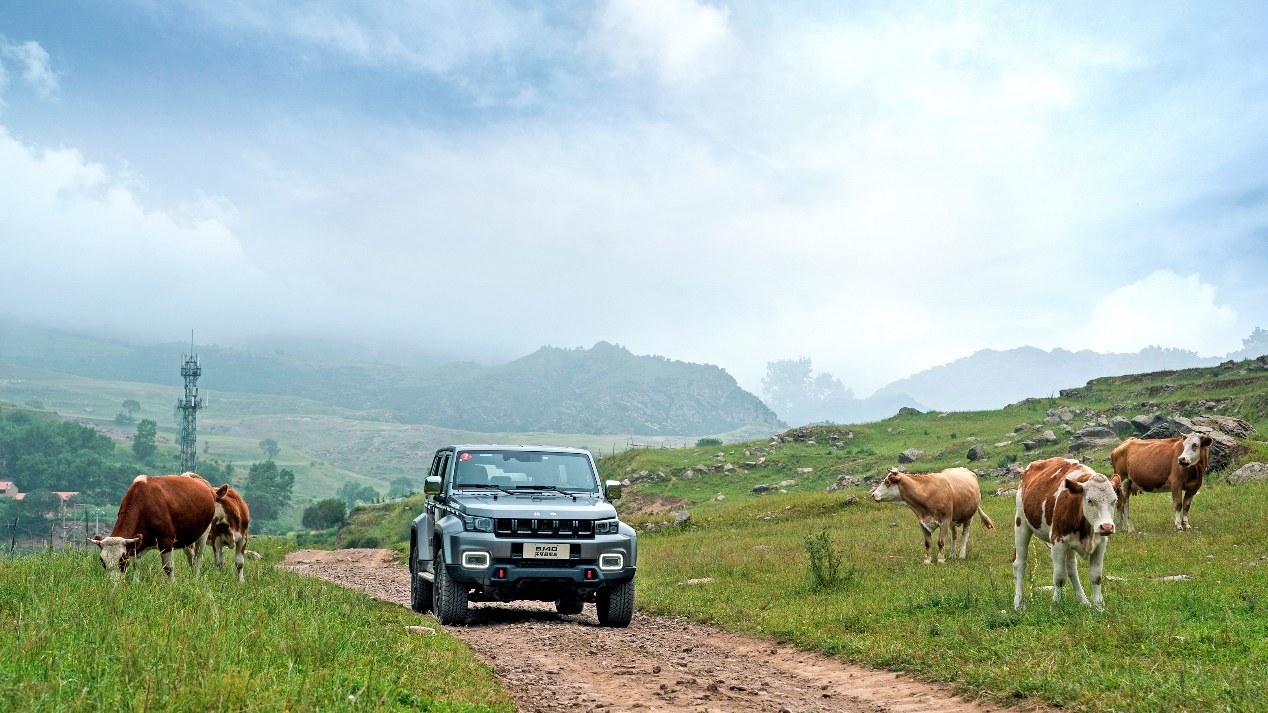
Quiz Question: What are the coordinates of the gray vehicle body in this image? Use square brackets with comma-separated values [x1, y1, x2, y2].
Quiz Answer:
[411, 445, 637, 603]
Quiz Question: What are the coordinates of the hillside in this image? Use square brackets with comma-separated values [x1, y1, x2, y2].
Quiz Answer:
[0, 322, 779, 435]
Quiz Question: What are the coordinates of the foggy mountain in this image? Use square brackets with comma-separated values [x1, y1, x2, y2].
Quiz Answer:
[0, 322, 779, 436]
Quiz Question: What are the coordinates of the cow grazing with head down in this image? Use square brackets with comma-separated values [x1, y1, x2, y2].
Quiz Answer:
[871, 467, 994, 564]
[90, 474, 216, 579]
[1013, 458, 1120, 610]
[207, 484, 251, 582]
[1111, 433, 1211, 532]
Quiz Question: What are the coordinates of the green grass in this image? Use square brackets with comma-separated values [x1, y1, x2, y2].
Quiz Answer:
[0, 539, 512, 712]
[633, 482, 1268, 712]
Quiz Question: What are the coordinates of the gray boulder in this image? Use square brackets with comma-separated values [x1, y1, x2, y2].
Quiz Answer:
[967, 444, 985, 461]
[1109, 416, 1133, 437]
[1040, 430, 1058, 444]
[1022, 440, 1040, 451]
[1069, 426, 1121, 452]
[1014, 423, 1032, 433]
[751, 484, 776, 494]
[673, 510, 691, 526]
[1132, 414, 1166, 434]
[1228, 462, 1268, 485]
[898, 448, 924, 463]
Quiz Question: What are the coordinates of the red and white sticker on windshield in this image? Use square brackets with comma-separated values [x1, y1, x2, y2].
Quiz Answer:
[459, 452, 471, 461]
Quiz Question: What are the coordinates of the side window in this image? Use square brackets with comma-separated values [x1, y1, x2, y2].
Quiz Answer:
[437, 452, 453, 490]
[427, 452, 443, 480]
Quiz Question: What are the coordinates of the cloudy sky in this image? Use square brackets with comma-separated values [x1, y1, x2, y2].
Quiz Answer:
[1, 1, 1266, 394]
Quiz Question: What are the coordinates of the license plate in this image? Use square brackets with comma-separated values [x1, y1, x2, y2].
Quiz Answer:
[524, 543, 570, 560]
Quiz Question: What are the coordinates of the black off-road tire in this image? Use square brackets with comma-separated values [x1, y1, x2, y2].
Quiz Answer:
[596, 580, 635, 627]
[555, 597, 584, 616]
[410, 551, 433, 614]
[432, 559, 469, 625]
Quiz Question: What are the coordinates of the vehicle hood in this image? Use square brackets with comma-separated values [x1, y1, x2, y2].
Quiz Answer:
[450, 492, 618, 520]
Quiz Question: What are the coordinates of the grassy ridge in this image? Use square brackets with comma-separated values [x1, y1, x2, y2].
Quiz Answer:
[0, 540, 512, 712]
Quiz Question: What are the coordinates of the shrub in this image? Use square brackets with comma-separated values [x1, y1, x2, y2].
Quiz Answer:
[302, 498, 347, 530]
[805, 529, 843, 589]
[695, 437, 723, 447]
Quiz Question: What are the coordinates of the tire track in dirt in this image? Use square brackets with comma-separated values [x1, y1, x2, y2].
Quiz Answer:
[282, 549, 1044, 713]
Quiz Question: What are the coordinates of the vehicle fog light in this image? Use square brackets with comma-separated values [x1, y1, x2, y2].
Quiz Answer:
[462, 551, 490, 569]
[599, 553, 623, 571]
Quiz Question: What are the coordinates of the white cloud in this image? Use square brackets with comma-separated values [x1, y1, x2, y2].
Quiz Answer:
[588, 0, 730, 87]
[0, 39, 59, 99]
[1074, 270, 1241, 355]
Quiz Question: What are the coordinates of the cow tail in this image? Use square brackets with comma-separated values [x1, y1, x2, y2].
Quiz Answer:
[977, 506, 995, 530]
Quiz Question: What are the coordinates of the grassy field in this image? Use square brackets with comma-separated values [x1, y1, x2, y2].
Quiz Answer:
[0, 539, 512, 712]
[632, 483, 1268, 712]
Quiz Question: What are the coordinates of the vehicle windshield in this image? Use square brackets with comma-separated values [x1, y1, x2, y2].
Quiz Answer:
[452, 450, 599, 493]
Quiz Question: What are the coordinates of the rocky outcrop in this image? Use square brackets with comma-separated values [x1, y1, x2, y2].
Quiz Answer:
[1228, 462, 1268, 485]
[898, 448, 924, 464]
[1069, 426, 1120, 452]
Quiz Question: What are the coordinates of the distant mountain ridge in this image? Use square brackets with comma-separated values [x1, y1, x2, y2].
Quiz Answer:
[0, 323, 780, 435]
[868, 337, 1266, 414]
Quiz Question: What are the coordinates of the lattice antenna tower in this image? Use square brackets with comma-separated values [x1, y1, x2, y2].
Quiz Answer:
[177, 330, 205, 473]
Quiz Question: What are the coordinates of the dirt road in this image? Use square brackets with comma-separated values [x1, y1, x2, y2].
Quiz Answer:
[282, 549, 1030, 713]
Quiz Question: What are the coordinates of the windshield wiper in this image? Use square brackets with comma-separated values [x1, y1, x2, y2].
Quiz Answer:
[455, 483, 515, 496]
[512, 485, 566, 493]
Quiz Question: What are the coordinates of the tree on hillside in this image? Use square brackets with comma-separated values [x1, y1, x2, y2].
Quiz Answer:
[1242, 327, 1268, 357]
[388, 477, 416, 499]
[240, 460, 295, 521]
[302, 498, 347, 530]
[122, 399, 141, 419]
[336, 481, 381, 509]
[258, 438, 280, 461]
[132, 419, 157, 461]
[761, 358, 855, 425]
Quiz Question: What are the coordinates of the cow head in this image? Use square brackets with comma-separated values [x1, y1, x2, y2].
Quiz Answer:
[871, 468, 904, 503]
[1177, 432, 1212, 467]
[89, 534, 142, 576]
[1064, 474, 1120, 536]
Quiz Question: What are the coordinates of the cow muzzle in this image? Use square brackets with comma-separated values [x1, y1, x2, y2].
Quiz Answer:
[1098, 523, 1115, 536]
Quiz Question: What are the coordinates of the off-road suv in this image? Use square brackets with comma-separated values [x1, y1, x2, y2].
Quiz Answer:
[409, 445, 637, 627]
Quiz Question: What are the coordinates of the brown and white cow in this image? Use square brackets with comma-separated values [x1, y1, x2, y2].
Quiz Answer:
[1111, 433, 1211, 532]
[1013, 458, 1120, 610]
[89, 474, 216, 579]
[207, 484, 251, 582]
[871, 467, 995, 564]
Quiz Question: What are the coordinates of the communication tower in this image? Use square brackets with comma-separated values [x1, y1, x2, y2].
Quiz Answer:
[177, 331, 205, 473]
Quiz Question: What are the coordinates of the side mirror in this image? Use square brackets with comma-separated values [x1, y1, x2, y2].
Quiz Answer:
[423, 476, 442, 495]
[604, 479, 623, 500]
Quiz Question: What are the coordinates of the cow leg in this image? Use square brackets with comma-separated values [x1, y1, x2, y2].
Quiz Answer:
[948, 523, 958, 562]
[920, 522, 934, 565]
[183, 544, 196, 570]
[1120, 482, 1135, 533]
[1180, 488, 1197, 530]
[1171, 483, 1185, 531]
[1066, 548, 1089, 606]
[958, 517, 972, 559]
[160, 548, 175, 579]
[936, 519, 949, 564]
[234, 533, 246, 583]
[1013, 520, 1031, 610]
[214, 535, 226, 569]
[1089, 538, 1108, 609]
[191, 528, 209, 575]
[1050, 543, 1067, 605]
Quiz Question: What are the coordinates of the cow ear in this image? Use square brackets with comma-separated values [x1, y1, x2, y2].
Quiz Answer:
[215, 484, 229, 500]
[88, 537, 104, 548]
[1200, 436, 1213, 447]
[1110, 474, 1122, 489]
[1063, 478, 1084, 494]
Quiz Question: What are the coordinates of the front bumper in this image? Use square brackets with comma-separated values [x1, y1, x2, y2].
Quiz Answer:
[441, 530, 636, 588]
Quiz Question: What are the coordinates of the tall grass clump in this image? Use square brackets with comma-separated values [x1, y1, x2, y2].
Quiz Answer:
[805, 529, 849, 589]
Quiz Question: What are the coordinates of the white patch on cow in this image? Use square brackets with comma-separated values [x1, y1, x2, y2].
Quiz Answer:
[92, 535, 140, 576]
[132, 475, 147, 484]
[1177, 432, 1205, 467]
[1080, 473, 1119, 537]
[871, 479, 902, 503]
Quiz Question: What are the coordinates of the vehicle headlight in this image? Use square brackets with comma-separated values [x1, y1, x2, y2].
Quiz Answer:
[594, 518, 620, 534]
[463, 516, 494, 532]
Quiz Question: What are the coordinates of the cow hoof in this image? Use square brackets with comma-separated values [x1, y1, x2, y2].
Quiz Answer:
[923, 559, 932, 566]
